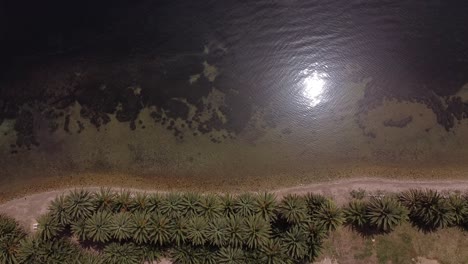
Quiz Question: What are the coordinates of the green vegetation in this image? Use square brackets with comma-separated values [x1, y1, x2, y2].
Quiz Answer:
[0, 215, 26, 264]
[0, 188, 467, 263]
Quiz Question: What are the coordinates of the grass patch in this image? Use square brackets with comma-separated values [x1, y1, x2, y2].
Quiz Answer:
[354, 239, 373, 260]
[375, 232, 414, 264]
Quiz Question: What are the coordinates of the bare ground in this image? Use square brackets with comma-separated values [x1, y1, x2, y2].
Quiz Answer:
[1, 177, 468, 232]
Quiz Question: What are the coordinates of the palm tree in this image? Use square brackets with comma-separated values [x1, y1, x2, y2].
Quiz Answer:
[448, 195, 468, 226]
[225, 216, 244, 248]
[186, 216, 208, 246]
[260, 239, 292, 264]
[113, 190, 133, 213]
[16, 236, 42, 263]
[37, 213, 63, 241]
[180, 192, 201, 218]
[129, 212, 152, 244]
[65, 189, 95, 221]
[17, 237, 79, 264]
[234, 193, 256, 217]
[148, 214, 173, 246]
[216, 247, 245, 264]
[254, 192, 277, 220]
[171, 245, 203, 264]
[277, 194, 308, 224]
[399, 189, 422, 212]
[75, 252, 104, 264]
[141, 244, 162, 263]
[343, 200, 368, 229]
[207, 217, 228, 247]
[366, 197, 408, 232]
[129, 192, 150, 213]
[0, 214, 26, 264]
[71, 219, 87, 241]
[412, 189, 455, 230]
[102, 242, 143, 264]
[244, 249, 264, 264]
[160, 193, 183, 219]
[302, 221, 327, 244]
[241, 215, 271, 250]
[85, 211, 113, 243]
[281, 225, 307, 260]
[109, 212, 133, 241]
[312, 200, 344, 232]
[198, 194, 222, 219]
[172, 217, 189, 246]
[48, 194, 71, 226]
[147, 193, 163, 213]
[305, 237, 323, 263]
[199, 247, 218, 264]
[305, 193, 327, 216]
[296, 222, 326, 262]
[93, 187, 116, 212]
[220, 194, 237, 217]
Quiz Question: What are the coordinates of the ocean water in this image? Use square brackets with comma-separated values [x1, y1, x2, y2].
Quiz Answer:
[1, 0, 468, 198]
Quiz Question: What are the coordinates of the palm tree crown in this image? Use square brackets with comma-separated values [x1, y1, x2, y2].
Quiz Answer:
[277, 194, 308, 224]
[85, 211, 113, 243]
[65, 189, 95, 222]
[366, 197, 408, 232]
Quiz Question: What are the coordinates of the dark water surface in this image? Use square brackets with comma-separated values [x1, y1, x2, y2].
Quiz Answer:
[1, 1, 468, 197]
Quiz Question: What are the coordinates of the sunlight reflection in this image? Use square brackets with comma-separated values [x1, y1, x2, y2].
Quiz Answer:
[302, 71, 326, 107]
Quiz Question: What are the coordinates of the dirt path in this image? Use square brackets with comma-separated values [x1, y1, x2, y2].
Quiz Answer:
[1, 177, 468, 231]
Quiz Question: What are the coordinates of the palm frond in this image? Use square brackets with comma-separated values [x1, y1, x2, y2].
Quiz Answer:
[207, 217, 228, 247]
[102, 242, 143, 264]
[113, 190, 132, 213]
[129, 212, 152, 244]
[172, 218, 188, 246]
[71, 219, 87, 241]
[234, 193, 256, 217]
[149, 214, 173, 246]
[312, 200, 344, 232]
[93, 187, 116, 212]
[147, 193, 163, 213]
[260, 239, 292, 264]
[37, 213, 63, 241]
[160, 193, 183, 219]
[220, 194, 236, 217]
[277, 194, 307, 224]
[254, 192, 277, 220]
[215, 247, 245, 264]
[109, 212, 133, 241]
[225, 216, 245, 249]
[366, 197, 408, 232]
[186, 217, 208, 246]
[48, 194, 71, 226]
[65, 189, 95, 221]
[198, 194, 222, 219]
[85, 211, 113, 243]
[241, 215, 271, 250]
[281, 225, 307, 260]
[305, 193, 327, 215]
[129, 192, 150, 213]
[180, 192, 201, 218]
[343, 200, 368, 228]
[0, 214, 26, 264]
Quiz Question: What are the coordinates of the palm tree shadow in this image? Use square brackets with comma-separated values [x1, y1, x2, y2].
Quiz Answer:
[344, 224, 389, 237]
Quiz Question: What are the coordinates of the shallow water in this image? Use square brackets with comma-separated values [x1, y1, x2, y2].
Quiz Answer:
[1, 1, 468, 198]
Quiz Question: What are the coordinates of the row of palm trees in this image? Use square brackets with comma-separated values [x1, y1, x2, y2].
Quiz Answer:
[1, 188, 467, 263]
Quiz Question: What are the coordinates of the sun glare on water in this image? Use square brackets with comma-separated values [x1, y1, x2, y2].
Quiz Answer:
[302, 71, 327, 107]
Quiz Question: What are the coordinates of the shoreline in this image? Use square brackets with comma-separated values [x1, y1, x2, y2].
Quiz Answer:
[2, 177, 468, 232]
